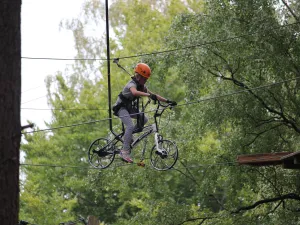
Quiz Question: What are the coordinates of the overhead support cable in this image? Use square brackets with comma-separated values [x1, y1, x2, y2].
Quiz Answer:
[21, 76, 300, 134]
[20, 160, 238, 170]
[179, 77, 300, 107]
[21, 95, 47, 105]
[22, 85, 43, 93]
[22, 118, 111, 134]
[21, 107, 108, 111]
[21, 56, 107, 61]
[21, 21, 300, 61]
[104, 0, 117, 136]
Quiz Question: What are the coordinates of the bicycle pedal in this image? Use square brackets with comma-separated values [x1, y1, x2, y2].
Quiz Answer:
[137, 161, 145, 167]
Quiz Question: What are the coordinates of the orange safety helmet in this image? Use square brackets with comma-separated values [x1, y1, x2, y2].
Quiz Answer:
[134, 63, 151, 79]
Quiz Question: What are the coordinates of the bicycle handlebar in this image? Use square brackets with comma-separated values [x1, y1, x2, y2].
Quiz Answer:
[140, 97, 175, 117]
[157, 100, 174, 108]
[149, 98, 175, 108]
[150, 98, 175, 118]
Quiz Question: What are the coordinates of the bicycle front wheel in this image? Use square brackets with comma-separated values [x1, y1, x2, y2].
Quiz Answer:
[88, 138, 116, 169]
[150, 139, 178, 171]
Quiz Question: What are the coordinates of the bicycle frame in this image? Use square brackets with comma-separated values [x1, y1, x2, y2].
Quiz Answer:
[88, 99, 178, 170]
[110, 98, 171, 152]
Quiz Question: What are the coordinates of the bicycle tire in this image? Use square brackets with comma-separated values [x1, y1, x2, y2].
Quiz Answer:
[150, 139, 178, 171]
[88, 137, 116, 169]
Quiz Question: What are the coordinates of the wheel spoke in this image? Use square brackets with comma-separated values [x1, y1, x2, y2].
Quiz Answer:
[88, 138, 116, 169]
[150, 139, 178, 170]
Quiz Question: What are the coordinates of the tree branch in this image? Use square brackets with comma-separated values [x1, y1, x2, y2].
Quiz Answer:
[207, 51, 300, 134]
[268, 90, 284, 114]
[281, 0, 300, 22]
[173, 163, 200, 186]
[176, 216, 216, 225]
[232, 193, 300, 214]
[179, 161, 201, 186]
[207, 193, 229, 211]
[250, 167, 281, 196]
[255, 117, 282, 128]
[244, 124, 283, 147]
[67, 188, 98, 207]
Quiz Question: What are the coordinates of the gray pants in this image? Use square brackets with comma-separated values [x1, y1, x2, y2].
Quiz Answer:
[118, 108, 148, 151]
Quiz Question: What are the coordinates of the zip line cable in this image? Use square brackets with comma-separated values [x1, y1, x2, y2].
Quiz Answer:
[19, 21, 300, 109]
[21, 21, 300, 61]
[20, 22, 300, 112]
[116, 21, 300, 60]
[21, 95, 47, 105]
[21, 109, 159, 134]
[21, 76, 300, 134]
[22, 117, 111, 134]
[179, 76, 300, 107]
[21, 56, 107, 61]
[22, 85, 43, 93]
[21, 158, 300, 172]
[21, 75, 300, 112]
[20, 160, 140, 170]
[21, 158, 295, 170]
[20, 159, 239, 170]
[21, 107, 108, 111]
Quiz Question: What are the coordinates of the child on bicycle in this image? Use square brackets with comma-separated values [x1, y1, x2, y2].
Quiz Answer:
[113, 63, 177, 163]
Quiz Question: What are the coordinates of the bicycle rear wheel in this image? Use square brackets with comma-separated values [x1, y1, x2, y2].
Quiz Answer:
[88, 138, 116, 169]
[150, 139, 178, 171]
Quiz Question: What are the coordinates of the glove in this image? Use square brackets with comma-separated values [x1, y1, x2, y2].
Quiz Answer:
[149, 93, 158, 101]
[166, 99, 177, 106]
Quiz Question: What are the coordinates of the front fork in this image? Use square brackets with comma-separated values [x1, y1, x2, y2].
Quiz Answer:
[137, 131, 164, 168]
[155, 133, 163, 152]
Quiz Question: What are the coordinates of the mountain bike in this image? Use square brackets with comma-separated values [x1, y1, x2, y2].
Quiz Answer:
[88, 98, 178, 170]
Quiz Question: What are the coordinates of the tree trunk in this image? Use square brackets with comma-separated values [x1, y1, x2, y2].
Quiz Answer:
[0, 0, 21, 224]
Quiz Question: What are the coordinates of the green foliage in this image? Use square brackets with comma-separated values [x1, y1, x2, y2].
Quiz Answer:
[20, 0, 300, 224]
[160, 0, 300, 223]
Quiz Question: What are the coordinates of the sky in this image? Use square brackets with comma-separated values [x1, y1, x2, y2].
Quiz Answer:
[21, 0, 83, 130]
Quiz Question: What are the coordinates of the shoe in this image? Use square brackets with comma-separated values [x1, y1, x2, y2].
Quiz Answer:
[120, 150, 133, 163]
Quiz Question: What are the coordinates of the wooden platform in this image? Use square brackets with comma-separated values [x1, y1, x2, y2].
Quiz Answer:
[237, 151, 300, 169]
[281, 151, 300, 169]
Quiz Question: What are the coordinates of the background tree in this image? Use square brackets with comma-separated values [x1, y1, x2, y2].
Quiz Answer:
[20, 0, 300, 224]
[0, 0, 21, 224]
[160, 0, 300, 223]
[20, 1, 191, 224]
